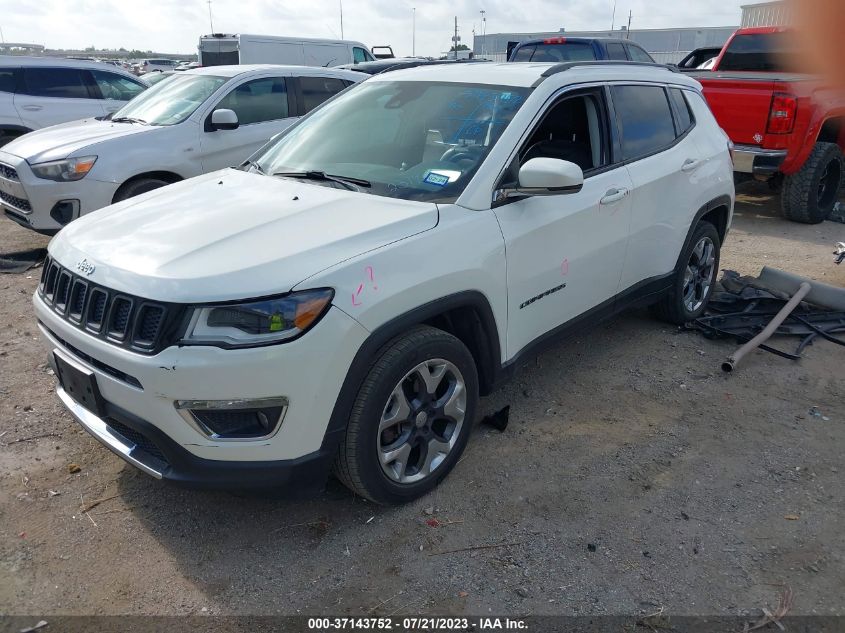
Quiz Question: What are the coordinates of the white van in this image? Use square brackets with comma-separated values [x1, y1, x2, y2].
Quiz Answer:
[199, 34, 376, 68]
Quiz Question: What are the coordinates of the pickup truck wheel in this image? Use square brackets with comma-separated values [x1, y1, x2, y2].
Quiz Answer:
[781, 142, 844, 224]
[333, 326, 478, 505]
[651, 221, 721, 325]
[113, 177, 170, 202]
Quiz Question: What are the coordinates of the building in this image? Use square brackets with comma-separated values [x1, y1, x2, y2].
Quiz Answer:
[741, 1, 791, 27]
[474, 26, 738, 63]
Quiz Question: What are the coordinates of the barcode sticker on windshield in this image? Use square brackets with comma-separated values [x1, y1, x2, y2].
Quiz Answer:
[423, 172, 450, 187]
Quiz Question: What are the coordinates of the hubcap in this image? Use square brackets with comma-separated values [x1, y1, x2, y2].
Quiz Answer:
[682, 236, 716, 313]
[377, 358, 466, 485]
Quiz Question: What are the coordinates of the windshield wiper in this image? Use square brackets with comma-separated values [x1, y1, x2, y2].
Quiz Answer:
[272, 170, 371, 192]
[110, 116, 147, 124]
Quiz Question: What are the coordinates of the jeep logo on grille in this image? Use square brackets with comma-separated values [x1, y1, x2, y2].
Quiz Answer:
[76, 259, 96, 276]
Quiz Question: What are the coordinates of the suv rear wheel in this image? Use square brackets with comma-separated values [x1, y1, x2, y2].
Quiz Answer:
[651, 221, 721, 325]
[781, 141, 844, 224]
[334, 326, 478, 504]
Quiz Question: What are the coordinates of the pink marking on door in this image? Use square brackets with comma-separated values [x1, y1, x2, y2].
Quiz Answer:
[561, 258, 569, 276]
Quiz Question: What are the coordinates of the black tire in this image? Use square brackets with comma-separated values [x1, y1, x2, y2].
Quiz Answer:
[113, 177, 171, 202]
[781, 142, 844, 224]
[0, 129, 22, 148]
[651, 221, 721, 325]
[333, 326, 479, 505]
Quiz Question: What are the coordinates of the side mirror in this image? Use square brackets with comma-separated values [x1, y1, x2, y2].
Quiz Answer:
[210, 108, 239, 131]
[496, 158, 584, 202]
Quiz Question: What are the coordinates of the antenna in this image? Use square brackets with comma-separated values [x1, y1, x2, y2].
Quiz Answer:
[206, 0, 214, 33]
[339, 0, 344, 39]
[610, 0, 617, 31]
[627, 10, 632, 37]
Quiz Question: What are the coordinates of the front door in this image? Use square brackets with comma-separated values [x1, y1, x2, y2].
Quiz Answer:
[493, 88, 633, 359]
[200, 76, 297, 172]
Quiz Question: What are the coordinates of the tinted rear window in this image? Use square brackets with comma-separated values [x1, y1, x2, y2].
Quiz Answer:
[299, 76, 347, 113]
[719, 33, 791, 72]
[0, 67, 17, 93]
[512, 42, 596, 62]
[606, 43, 627, 60]
[612, 85, 676, 160]
[22, 68, 90, 99]
[669, 88, 694, 136]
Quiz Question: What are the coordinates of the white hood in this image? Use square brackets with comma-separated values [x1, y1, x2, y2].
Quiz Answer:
[49, 169, 439, 303]
[3, 118, 157, 164]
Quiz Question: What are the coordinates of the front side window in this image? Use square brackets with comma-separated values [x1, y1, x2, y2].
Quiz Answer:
[606, 43, 627, 60]
[299, 76, 348, 113]
[111, 74, 227, 125]
[255, 80, 530, 203]
[21, 68, 90, 99]
[508, 91, 607, 184]
[0, 67, 17, 93]
[90, 70, 146, 101]
[526, 43, 597, 62]
[627, 45, 654, 62]
[612, 85, 676, 160]
[215, 77, 289, 124]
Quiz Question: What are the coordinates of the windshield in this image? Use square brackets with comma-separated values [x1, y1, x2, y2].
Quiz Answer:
[254, 81, 530, 202]
[110, 74, 227, 126]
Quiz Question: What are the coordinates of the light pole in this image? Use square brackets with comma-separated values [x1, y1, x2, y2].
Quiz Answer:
[412, 7, 416, 56]
[479, 9, 486, 57]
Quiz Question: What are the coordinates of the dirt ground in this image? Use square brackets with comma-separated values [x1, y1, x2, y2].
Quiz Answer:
[1, 182, 844, 619]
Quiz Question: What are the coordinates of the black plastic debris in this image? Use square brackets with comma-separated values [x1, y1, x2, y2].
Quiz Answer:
[481, 406, 510, 432]
[0, 248, 47, 274]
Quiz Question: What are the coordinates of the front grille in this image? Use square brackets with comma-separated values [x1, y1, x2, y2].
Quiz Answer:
[106, 419, 169, 467]
[0, 163, 19, 180]
[38, 256, 186, 355]
[0, 189, 31, 212]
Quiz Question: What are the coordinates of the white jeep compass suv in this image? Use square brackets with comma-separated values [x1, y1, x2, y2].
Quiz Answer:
[34, 62, 734, 504]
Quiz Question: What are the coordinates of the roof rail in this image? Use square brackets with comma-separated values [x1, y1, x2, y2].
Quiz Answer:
[539, 60, 680, 79]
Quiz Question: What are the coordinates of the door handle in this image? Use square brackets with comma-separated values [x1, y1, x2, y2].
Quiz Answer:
[600, 188, 629, 205]
[681, 158, 704, 172]
[20, 105, 43, 111]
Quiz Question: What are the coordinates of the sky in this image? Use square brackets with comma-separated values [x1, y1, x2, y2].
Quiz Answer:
[1, 0, 749, 56]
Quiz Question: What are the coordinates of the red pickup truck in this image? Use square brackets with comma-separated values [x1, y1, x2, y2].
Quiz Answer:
[694, 26, 845, 224]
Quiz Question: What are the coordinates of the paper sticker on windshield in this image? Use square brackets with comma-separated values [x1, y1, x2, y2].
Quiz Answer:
[423, 172, 451, 187]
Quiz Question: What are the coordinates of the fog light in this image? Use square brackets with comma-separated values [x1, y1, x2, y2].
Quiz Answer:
[49, 200, 79, 226]
[174, 397, 288, 440]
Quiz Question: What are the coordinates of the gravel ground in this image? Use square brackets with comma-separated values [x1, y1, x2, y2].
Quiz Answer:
[1, 182, 844, 618]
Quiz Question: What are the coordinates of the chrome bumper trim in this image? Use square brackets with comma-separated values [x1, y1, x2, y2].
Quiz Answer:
[732, 145, 788, 174]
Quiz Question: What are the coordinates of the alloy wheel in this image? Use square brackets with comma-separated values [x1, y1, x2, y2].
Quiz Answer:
[682, 236, 716, 313]
[377, 359, 466, 484]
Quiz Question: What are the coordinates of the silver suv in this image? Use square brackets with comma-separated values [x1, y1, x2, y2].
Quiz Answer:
[0, 57, 147, 146]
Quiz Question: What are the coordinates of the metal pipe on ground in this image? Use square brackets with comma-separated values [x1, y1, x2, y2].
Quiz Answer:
[759, 266, 845, 311]
[722, 281, 812, 373]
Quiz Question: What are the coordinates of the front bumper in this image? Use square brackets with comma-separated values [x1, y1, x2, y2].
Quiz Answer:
[0, 150, 118, 232]
[35, 292, 370, 488]
[731, 145, 788, 178]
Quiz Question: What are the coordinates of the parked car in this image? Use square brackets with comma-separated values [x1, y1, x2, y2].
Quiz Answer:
[133, 59, 179, 75]
[339, 57, 491, 75]
[175, 62, 202, 72]
[32, 61, 734, 503]
[143, 70, 175, 86]
[676, 46, 724, 71]
[199, 34, 376, 68]
[0, 56, 148, 146]
[692, 26, 845, 223]
[508, 37, 655, 63]
[0, 65, 362, 233]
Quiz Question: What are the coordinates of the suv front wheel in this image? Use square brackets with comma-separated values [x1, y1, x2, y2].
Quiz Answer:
[651, 221, 721, 325]
[334, 326, 478, 504]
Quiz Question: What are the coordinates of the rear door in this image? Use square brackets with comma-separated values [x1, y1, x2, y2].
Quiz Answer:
[613, 84, 708, 290]
[15, 67, 104, 128]
[199, 75, 296, 171]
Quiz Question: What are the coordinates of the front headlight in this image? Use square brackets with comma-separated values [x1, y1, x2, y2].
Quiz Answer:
[30, 155, 98, 182]
[182, 289, 334, 348]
